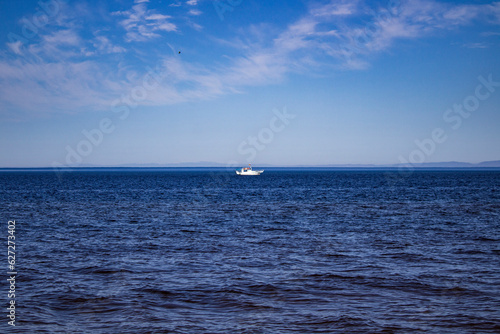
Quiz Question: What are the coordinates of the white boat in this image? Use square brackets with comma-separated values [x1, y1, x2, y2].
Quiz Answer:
[236, 164, 264, 175]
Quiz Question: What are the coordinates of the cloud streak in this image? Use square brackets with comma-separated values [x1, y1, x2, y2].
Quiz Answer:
[112, 3, 177, 42]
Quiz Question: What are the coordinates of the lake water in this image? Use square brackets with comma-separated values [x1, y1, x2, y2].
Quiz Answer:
[2, 168, 500, 333]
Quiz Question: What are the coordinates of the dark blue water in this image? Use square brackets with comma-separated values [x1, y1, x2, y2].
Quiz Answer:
[2, 168, 500, 333]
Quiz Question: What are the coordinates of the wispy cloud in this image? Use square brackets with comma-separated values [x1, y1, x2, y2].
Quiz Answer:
[43, 29, 81, 46]
[462, 42, 489, 49]
[482, 31, 500, 36]
[93, 36, 127, 54]
[166, 0, 500, 95]
[188, 9, 202, 16]
[113, 3, 177, 42]
[296, 0, 500, 67]
[310, 0, 359, 17]
[0, 60, 116, 115]
[6, 41, 23, 56]
[1, 0, 498, 119]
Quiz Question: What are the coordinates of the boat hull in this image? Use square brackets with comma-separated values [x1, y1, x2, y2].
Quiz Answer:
[236, 170, 264, 175]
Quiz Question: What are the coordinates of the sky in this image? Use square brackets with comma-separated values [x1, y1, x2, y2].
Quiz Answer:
[0, 0, 499, 167]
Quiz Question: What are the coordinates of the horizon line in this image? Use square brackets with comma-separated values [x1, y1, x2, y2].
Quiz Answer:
[1, 159, 500, 169]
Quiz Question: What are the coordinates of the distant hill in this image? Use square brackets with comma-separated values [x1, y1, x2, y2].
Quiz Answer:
[115, 160, 500, 168]
[293, 160, 500, 168]
[395, 160, 500, 168]
[115, 161, 228, 168]
[476, 160, 500, 167]
[112, 161, 500, 168]
[276, 161, 500, 168]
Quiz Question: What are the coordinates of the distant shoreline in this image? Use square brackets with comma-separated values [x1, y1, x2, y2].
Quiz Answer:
[1, 166, 500, 171]
[3, 160, 500, 169]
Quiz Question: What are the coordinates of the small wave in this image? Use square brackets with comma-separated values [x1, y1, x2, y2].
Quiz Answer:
[474, 236, 499, 242]
[141, 288, 176, 297]
[72, 266, 133, 275]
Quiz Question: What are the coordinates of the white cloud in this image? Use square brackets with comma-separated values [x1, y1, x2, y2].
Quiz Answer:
[199, 0, 499, 85]
[93, 36, 127, 54]
[188, 9, 202, 16]
[7, 41, 23, 55]
[0, 59, 118, 116]
[22, 28, 85, 60]
[301, 0, 498, 67]
[190, 22, 203, 31]
[146, 14, 171, 20]
[462, 42, 489, 49]
[113, 3, 177, 42]
[311, 1, 358, 17]
[186, 0, 198, 5]
[43, 29, 81, 46]
[157, 22, 177, 31]
[485, 2, 500, 24]
[482, 31, 500, 36]
[443, 5, 479, 24]
[1, 0, 498, 118]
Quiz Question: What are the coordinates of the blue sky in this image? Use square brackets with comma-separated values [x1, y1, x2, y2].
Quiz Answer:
[0, 0, 499, 167]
